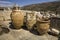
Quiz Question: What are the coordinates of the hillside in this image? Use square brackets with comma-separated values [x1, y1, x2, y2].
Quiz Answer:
[21, 1, 60, 12]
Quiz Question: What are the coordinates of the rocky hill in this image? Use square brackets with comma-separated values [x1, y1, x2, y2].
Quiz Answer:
[21, 1, 60, 12]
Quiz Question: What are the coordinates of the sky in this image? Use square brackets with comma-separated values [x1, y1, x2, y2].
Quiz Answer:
[0, 0, 58, 7]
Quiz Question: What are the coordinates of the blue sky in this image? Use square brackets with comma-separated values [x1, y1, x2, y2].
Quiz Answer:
[0, 0, 57, 7]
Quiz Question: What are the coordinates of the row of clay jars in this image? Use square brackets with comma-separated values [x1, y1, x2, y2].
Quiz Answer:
[11, 7, 24, 29]
[11, 6, 50, 35]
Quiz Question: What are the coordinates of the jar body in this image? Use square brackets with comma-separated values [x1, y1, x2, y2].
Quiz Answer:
[26, 13, 36, 30]
[36, 21, 49, 35]
[11, 10, 24, 29]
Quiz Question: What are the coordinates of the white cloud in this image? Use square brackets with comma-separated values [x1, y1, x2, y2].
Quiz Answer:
[0, 1, 13, 7]
[0, 1, 11, 3]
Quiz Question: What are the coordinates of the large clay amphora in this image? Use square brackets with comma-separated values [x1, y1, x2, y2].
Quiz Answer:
[11, 6, 24, 29]
[26, 12, 36, 30]
[36, 21, 50, 35]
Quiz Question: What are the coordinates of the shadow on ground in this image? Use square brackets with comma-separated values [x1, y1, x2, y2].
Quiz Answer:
[0, 27, 10, 35]
[58, 37, 60, 40]
[9, 22, 40, 35]
[58, 33, 60, 40]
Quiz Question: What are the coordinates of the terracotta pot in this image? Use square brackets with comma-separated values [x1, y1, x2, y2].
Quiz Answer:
[36, 21, 50, 35]
[11, 7, 24, 29]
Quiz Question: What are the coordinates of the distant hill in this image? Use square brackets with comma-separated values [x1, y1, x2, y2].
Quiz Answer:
[21, 1, 60, 12]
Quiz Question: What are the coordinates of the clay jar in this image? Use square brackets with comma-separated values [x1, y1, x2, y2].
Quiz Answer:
[26, 12, 36, 30]
[36, 21, 50, 35]
[11, 7, 24, 29]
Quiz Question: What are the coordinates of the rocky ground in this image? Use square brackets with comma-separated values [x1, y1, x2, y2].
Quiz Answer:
[0, 21, 59, 40]
[0, 11, 59, 40]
